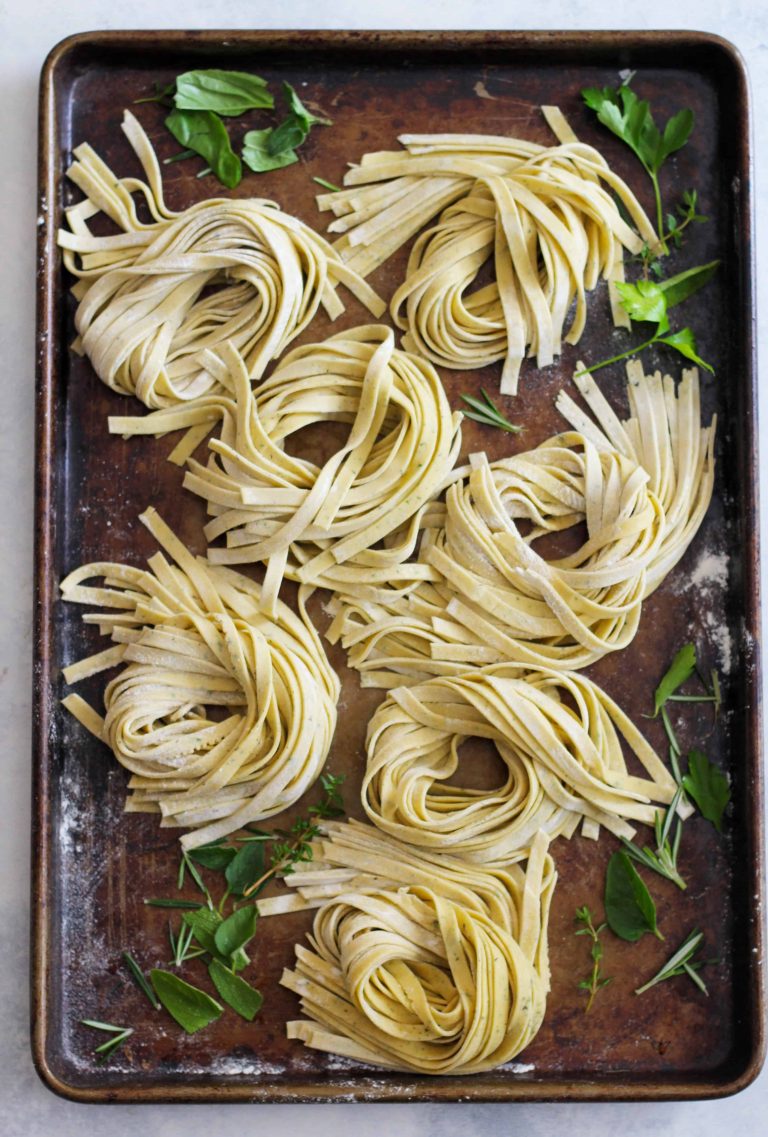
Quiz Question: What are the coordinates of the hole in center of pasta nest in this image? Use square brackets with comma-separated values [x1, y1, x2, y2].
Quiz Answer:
[446, 737, 509, 793]
[528, 519, 589, 562]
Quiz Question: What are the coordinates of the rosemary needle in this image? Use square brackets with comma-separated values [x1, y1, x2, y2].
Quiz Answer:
[460, 389, 523, 434]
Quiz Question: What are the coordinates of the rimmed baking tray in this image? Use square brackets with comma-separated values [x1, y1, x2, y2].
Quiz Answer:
[33, 29, 764, 1102]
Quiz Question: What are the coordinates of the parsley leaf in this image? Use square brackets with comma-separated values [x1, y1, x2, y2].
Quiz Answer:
[682, 749, 730, 832]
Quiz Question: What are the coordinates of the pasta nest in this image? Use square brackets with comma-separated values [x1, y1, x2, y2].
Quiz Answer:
[60, 509, 339, 849]
[162, 328, 462, 612]
[362, 663, 679, 863]
[269, 824, 555, 1074]
[57, 111, 384, 409]
[317, 108, 658, 393]
[326, 361, 716, 686]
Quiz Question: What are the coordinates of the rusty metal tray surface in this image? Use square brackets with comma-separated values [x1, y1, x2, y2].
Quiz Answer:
[33, 30, 764, 1102]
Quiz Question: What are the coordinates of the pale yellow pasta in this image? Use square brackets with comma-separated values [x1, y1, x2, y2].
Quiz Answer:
[263, 824, 554, 1074]
[361, 663, 679, 862]
[59, 508, 339, 849]
[57, 111, 384, 411]
[317, 111, 657, 393]
[141, 328, 462, 612]
[325, 363, 715, 687]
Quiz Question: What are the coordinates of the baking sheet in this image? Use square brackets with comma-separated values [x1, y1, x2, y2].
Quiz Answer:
[33, 30, 764, 1102]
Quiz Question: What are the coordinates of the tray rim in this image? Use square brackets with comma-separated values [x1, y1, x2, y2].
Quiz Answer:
[32, 26, 766, 1105]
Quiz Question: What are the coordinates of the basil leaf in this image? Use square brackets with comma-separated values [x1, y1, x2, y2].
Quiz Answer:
[150, 969, 223, 1033]
[682, 749, 730, 832]
[165, 108, 242, 189]
[615, 280, 668, 327]
[657, 327, 715, 374]
[189, 844, 238, 872]
[242, 129, 299, 173]
[182, 907, 223, 958]
[660, 260, 719, 309]
[654, 643, 697, 716]
[208, 959, 263, 1021]
[225, 840, 265, 896]
[174, 69, 273, 116]
[267, 82, 331, 157]
[604, 851, 662, 942]
[214, 904, 258, 960]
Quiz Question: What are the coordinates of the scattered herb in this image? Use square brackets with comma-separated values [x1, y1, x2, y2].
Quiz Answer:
[225, 840, 267, 897]
[121, 951, 161, 1010]
[144, 897, 204, 910]
[459, 389, 523, 434]
[574, 906, 612, 1011]
[622, 785, 686, 890]
[214, 905, 259, 965]
[664, 189, 708, 251]
[182, 907, 224, 960]
[165, 108, 242, 189]
[634, 928, 709, 996]
[604, 851, 663, 942]
[181, 850, 214, 907]
[576, 272, 716, 378]
[310, 772, 347, 818]
[174, 70, 273, 116]
[150, 969, 223, 1034]
[80, 1019, 134, 1062]
[209, 958, 264, 1021]
[313, 176, 341, 191]
[188, 844, 238, 872]
[682, 748, 731, 832]
[581, 77, 694, 250]
[654, 643, 697, 716]
[171, 918, 202, 967]
[242, 129, 298, 173]
[134, 81, 175, 106]
[267, 83, 331, 157]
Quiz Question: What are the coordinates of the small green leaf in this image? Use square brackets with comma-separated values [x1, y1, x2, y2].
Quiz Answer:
[174, 69, 273, 116]
[182, 907, 223, 957]
[682, 749, 730, 832]
[657, 327, 715, 374]
[226, 840, 266, 896]
[144, 898, 204, 910]
[313, 176, 341, 191]
[188, 844, 238, 872]
[654, 644, 697, 716]
[242, 129, 299, 173]
[150, 969, 223, 1033]
[164, 108, 242, 189]
[214, 905, 259, 960]
[658, 108, 694, 165]
[659, 260, 719, 309]
[615, 280, 668, 327]
[121, 951, 161, 1010]
[208, 958, 263, 1020]
[267, 82, 331, 156]
[605, 851, 663, 942]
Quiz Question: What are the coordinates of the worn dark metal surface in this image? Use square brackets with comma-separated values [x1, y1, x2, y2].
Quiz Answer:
[33, 30, 763, 1103]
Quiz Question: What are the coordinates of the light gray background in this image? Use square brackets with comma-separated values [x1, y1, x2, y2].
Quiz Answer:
[1, 1, 765, 1132]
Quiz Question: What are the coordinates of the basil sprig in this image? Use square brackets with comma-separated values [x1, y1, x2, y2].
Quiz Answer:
[165, 108, 242, 189]
[174, 69, 273, 116]
[604, 851, 663, 942]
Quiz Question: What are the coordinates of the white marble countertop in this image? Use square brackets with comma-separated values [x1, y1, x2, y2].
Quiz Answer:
[1, 1, 765, 1132]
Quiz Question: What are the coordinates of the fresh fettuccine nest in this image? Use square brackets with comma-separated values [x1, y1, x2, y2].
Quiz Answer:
[317, 107, 658, 393]
[259, 823, 554, 1074]
[326, 362, 715, 687]
[139, 327, 462, 612]
[57, 111, 384, 410]
[60, 508, 339, 849]
[361, 663, 679, 863]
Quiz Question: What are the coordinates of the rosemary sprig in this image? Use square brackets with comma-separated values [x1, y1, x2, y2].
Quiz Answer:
[80, 1020, 134, 1062]
[312, 176, 341, 191]
[621, 785, 686, 890]
[121, 951, 161, 1010]
[574, 905, 612, 1011]
[634, 928, 709, 996]
[460, 390, 523, 434]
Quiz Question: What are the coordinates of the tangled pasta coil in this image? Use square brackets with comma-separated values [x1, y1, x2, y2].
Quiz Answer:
[326, 362, 715, 687]
[317, 108, 658, 393]
[60, 508, 339, 850]
[362, 663, 679, 863]
[267, 825, 554, 1074]
[155, 327, 462, 611]
[57, 111, 384, 410]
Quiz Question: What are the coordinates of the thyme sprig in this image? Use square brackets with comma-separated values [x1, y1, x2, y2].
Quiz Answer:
[574, 905, 612, 1011]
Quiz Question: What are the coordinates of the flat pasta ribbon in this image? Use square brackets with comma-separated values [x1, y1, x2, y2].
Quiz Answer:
[161, 328, 461, 612]
[59, 508, 339, 849]
[263, 824, 554, 1074]
[57, 110, 384, 410]
[316, 109, 658, 393]
[362, 663, 679, 862]
[325, 362, 715, 687]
